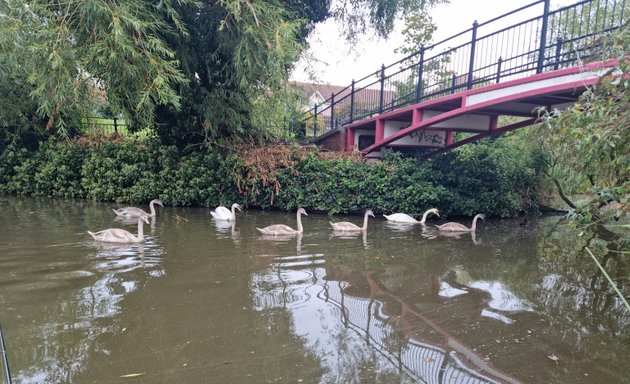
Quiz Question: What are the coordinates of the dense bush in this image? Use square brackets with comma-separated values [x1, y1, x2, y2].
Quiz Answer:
[0, 137, 545, 217]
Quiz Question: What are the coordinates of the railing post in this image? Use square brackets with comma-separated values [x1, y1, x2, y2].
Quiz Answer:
[451, 73, 457, 94]
[415, 45, 425, 102]
[467, 20, 478, 90]
[554, 38, 563, 70]
[379, 64, 385, 114]
[313, 104, 318, 137]
[536, 0, 551, 73]
[113, 117, 118, 133]
[496, 57, 503, 83]
[330, 92, 335, 131]
[349, 80, 355, 124]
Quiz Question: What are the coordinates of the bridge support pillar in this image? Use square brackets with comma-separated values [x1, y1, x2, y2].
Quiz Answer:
[412, 109, 423, 124]
[346, 127, 355, 152]
[446, 131, 454, 146]
[375, 119, 385, 145]
[490, 115, 498, 131]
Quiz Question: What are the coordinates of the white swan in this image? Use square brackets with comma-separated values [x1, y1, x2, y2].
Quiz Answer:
[256, 208, 308, 235]
[113, 199, 163, 218]
[88, 215, 150, 243]
[436, 214, 485, 232]
[383, 208, 440, 224]
[211, 203, 242, 221]
[330, 209, 375, 232]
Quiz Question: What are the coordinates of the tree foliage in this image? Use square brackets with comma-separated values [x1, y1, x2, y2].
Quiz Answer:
[0, 0, 191, 142]
[531, 27, 629, 227]
[152, 0, 308, 147]
[331, 0, 446, 43]
[0, 0, 445, 148]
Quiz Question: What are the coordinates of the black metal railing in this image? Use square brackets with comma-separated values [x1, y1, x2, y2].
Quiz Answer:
[301, 0, 628, 138]
[82, 116, 128, 135]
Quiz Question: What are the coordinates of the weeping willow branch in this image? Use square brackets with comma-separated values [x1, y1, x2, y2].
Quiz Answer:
[585, 247, 630, 312]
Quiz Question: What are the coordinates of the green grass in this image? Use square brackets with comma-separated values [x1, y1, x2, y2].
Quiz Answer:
[82, 116, 154, 139]
[82, 116, 128, 135]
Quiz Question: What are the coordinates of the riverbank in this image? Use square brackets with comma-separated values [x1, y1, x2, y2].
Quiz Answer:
[0, 136, 545, 217]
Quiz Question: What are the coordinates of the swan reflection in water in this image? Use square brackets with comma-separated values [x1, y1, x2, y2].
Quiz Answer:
[258, 233, 303, 254]
[213, 219, 240, 241]
[91, 242, 147, 270]
[91, 241, 164, 274]
[213, 219, 235, 231]
[384, 221, 417, 233]
[423, 226, 480, 245]
[115, 214, 157, 235]
[330, 229, 368, 249]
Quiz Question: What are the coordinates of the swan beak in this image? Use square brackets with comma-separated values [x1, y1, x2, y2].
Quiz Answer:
[236, 205, 242, 211]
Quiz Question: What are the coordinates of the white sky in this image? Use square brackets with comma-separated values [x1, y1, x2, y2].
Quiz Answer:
[291, 0, 575, 85]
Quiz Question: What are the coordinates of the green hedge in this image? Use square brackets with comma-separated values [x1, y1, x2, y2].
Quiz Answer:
[0, 138, 544, 217]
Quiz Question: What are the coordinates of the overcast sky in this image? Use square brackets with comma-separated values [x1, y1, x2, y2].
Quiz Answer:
[291, 0, 576, 85]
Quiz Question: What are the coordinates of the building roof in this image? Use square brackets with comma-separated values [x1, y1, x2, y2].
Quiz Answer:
[292, 81, 395, 107]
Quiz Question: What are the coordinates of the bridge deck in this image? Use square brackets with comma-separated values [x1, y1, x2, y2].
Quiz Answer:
[306, 0, 626, 158]
[314, 60, 616, 159]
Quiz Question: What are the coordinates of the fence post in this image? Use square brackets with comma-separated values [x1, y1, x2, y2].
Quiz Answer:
[350, 80, 355, 124]
[330, 92, 335, 131]
[467, 20, 478, 90]
[451, 73, 457, 94]
[113, 117, 118, 133]
[554, 38, 563, 70]
[416, 45, 425, 102]
[379, 64, 385, 114]
[537, 0, 551, 73]
[313, 104, 318, 137]
[496, 57, 503, 83]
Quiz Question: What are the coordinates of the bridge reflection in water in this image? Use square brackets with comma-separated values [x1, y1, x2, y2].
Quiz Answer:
[251, 257, 526, 384]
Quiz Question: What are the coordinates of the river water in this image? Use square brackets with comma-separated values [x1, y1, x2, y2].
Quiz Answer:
[0, 196, 627, 384]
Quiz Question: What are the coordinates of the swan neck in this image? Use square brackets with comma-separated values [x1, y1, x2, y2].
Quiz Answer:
[231, 205, 236, 216]
[296, 211, 303, 233]
[420, 210, 430, 224]
[137, 219, 144, 241]
[149, 201, 156, 216]
[471, 215, 479, 231]
[362, 212, 369, 230]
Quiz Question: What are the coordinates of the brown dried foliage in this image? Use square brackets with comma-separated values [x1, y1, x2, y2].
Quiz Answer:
[233, 144, 364, 204]
[73, 132, 125, 147]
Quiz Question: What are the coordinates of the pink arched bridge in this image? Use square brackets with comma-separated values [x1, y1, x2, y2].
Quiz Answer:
[303, 0, 627, 159]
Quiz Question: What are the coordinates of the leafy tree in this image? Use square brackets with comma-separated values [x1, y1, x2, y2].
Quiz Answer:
[544, 0, 630, 68]
[388, 2, 453, 106]
[154, 0, 449, 147]
[0, 0, 451, 148]
[152, 0, 308, 147]
[394, 8, 440, 56]
[331, 0, 446, 43]
[0, 0, 191, 142]
[530, 27, 629, 228]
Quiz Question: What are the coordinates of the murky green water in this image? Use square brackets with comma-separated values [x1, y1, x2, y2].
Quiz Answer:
[0, 197, 628, 384]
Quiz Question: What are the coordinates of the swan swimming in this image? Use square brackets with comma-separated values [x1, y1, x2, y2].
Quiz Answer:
[436, 214, 485, 232]
[113, 199, 163, 218]
[383, 208, 440, 224]
[330, 209, 375, 232]
[256, 208, 308, 235]
[88, 215, 150, 243]
[211, 203, 242, 221]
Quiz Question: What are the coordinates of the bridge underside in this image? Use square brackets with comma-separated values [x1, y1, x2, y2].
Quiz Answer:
[313, 60, 615, 159]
